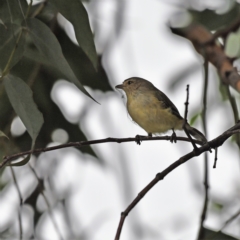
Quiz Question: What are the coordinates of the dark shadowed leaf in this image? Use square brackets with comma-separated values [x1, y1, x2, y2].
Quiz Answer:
[24, 24, 112, 91]
[0, 0, 28, 25]
[50, 0, 98, 69]
[0, 23, 26, 72]
[11, 57, 99, 159]
[3, 74, 44, 144]
[189, 3, 240, 31]
[56, 25, 112, 91]
[0, 131, 9, 140]
[202, 227, 239, 240]
[26, 18, 97, 102]
[24, 179, 44, 226]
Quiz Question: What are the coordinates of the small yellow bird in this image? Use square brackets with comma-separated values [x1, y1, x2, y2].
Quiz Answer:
[115, 77, 207, 143]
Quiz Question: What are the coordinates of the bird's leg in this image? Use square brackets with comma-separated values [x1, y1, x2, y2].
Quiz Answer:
[170, 129, 177, 143]
[135, 133, 152, 145]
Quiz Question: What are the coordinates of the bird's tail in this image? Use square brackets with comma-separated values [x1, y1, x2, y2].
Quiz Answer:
[185, 123, 207, 143]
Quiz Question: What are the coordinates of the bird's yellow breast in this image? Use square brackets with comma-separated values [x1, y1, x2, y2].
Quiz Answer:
[126, 92, 182, 134]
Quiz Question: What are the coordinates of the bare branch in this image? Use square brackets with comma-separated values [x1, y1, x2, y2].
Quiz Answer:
[114, 123, 240, 240]
[207, 17, 240, 43]
[182, 84, 198, 150]
[171, 24, 240, 92]
[197, 56, 209, 240]
[0, 136, 203, 169]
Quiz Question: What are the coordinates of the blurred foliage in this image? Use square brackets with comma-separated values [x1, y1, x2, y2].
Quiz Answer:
[1, 0, 240, 239]
[189, 2, 240, 30]
[202, 227, 239, 240]
[0, 0, 110, 235]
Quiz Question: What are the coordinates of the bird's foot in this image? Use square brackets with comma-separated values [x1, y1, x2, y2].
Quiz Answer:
[170, 131, 177, 143]
[135, 135, 145, 145]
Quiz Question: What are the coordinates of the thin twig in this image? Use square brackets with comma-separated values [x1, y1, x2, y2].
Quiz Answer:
[213, 148, 218, 168]
[197, 55, 209, 240]
[10, 166, 23, 239]
[225, 86, 240, 150]
[205, 17, 240, 44]
[114, 123, 240, 240]
[182, 84, 198, 150]
[28, 165, 64, 240]
[0, 136, 203, 169]
[220, 208, 240, 231]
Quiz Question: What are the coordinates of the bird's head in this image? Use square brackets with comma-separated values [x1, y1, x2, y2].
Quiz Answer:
[115, 77, 154, 95]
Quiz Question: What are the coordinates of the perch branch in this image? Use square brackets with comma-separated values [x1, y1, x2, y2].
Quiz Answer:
[0, 136, 203, 169]
[114, 123, 240, 240]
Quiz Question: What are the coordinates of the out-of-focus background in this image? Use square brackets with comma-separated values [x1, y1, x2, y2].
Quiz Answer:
[1, 0, 240, 239]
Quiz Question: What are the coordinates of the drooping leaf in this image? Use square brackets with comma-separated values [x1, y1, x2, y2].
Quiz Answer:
[55, 24, 112, 91]
[0, 130, 9, 140]
[189, 3, 240, 31]
[50, 0, 98, 69]
[24, 24, 111, 91]
[3, 74, 44, 144]
[26, 18, 97, 102]
[10, 154, 30, 167]
[0, 0, 28, 25]
[0, 23, 26, 73]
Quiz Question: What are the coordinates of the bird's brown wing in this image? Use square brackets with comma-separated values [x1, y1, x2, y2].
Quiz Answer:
[153, 90, 183, 119]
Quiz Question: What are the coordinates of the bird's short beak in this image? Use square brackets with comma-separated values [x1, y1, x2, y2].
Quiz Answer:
[115, 84, 124, 89]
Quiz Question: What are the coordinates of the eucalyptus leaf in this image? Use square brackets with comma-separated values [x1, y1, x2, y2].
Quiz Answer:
[10, 154, 30, 166]
[0, 0, 28, 25]
[3, 74, 44, 144]
[0, 23, 26, 73]
[50, 0, 98, 69]
[26, 18, 97, 102]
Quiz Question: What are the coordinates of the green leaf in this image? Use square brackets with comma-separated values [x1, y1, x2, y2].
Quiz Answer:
[24, 25, 112, 92]
[26, 18, 97, 102]
[0, 0, 28, 25]
[225, 31, 240, 58]
[11, 57, 99, 159]
[56, 24, 112, 91]
[190, 113, 200, 126]
[3, 74, 44, 144]
[10, 154, 30, 166]
[0, 23, 26, 73]
[0, 131, 9, 140]
[50, 0, 98, 70]
[189, 3, 240, 31]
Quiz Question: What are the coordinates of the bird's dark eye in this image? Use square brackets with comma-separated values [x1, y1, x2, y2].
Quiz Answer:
[128, 81, 133, 85]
